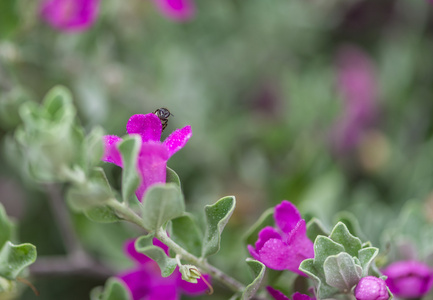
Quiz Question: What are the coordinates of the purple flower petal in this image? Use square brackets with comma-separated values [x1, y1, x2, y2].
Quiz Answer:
[292, 292, 315, 300]
[163, 125, 192, 158]
[274, 201, 302, 235]
[102, 135, 123, 167]
[354, 276, 389, 300]
[127, 114, 162, 143]
[253, 226, 281, 253]
[284, 220, 314, 260]
[256, 238, 293, 271]
[152, 0, 195, 22]
[118, 267, 152, 300]
[135, 142, 169, 201]
[40, 0, 100, 32]
[266, 286, 290, 300]
[179, 273, 211, 295]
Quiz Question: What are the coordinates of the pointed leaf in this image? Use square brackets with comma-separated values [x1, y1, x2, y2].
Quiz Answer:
[118, 135, 141, 203]
[135, 234, 177, 277]
[166, 166, 181, 187]
[323, 253, 361, 292]
[0, 242, 37, 280]
[313, 236, 345, 270]
[329, 222, 362, 257]
[306, 218, 329, 242]
[141, 183, 185, 231]
[358, 247, 379, 277]
[242, 259, 266, 300]
[169, 215, 202, 257]
[0, 204, 14, 248]
[334, 212, 367, 242]
[201, 196, 236, 258]
[243, 207, 274, 247]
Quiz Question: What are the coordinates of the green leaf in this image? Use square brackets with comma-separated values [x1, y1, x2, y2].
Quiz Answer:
[169, 215, 202, 257]
[118, 136, 141, 203]
[141, 183, 185, 231]
[66, 168, 114, 211]
[323, 253, 362, 292]
[334, 211, 367, 242]
[0, 242, 37, 280]
[85, 206, 121, 223]
[201, 196, 236, 258]
[358, 247, 379, 277]
[0, 204, 14, 249]
[90, 277, 132, 300]
[329, 222, 362, 257]
[299, 259, 340, 298]
[135, 234, 177, 277]
[82, 126, 105, 170]
[306, 218, 329, 242]
[166, 167, 181, 187]
[313, 236, 345, 269]
[42, 86, 75, 121]
[242, 259, 266, 300]
[243, 207, 274, 247]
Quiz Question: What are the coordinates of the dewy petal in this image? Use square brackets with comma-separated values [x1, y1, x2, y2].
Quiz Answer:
[102, 135, 123, 167]
[40, 0, 100, 32]
[284, 220, 314, 263]
[179, 273, 211, 295]
[135, 142, 169, 201]
[254, 227, 282, 253]
[152, 0, 195, 22]
[257, 238, 294, 270]
[127, 114, 162, 143]
[266, 286, 290, 300]
[163, 125, 192, 158]
[274, 200, 302, 235]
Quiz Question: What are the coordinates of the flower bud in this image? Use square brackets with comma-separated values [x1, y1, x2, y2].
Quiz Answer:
[354, 276, 389, 300]
[179, 265, 201, 284]
[382, 260, 433, 298]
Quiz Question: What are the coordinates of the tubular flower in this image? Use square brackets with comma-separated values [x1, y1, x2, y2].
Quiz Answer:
[354, 276, 389, 300]
[152, 0, 195, 22]
[118, 239, 210, 300]
[102, 113, 192, 202]
[40, 0, 100, 32]
[248, 201, 314, 275]
[382, 260, 433, 298]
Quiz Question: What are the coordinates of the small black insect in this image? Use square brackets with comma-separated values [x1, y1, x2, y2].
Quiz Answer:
[153, 108, 173, 132]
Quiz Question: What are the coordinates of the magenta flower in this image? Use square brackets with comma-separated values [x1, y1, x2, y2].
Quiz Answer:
[40, 0, 100, 32]
[118, 239, 210, 300]
[382, 260, 433, 298]
[354, 276, 389, 300]
[102, 113, 192, 202]
[266, 287, 314, 300]
[152, 0, 195, 22]
[248, 201, 314, 275]
[331, 45, 378, 153]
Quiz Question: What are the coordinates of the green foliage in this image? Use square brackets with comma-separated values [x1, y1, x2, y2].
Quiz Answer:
[135, 234, 177, 277]
[169, 215, 202, 257]
[241, 259, 266, 300]
[0, 1, 19, 39]
[141, 183, 185, 231]
[299, 222, 382, 299]
[118, 136, 141, 203]
[306, 218, 329, 242]
[90, 278, 132, 300]
[0, 242, 37, 280]
[166, 167, 181, 187]
[201, 196, 236, 258]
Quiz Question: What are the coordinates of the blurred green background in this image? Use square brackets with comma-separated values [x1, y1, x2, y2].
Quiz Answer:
[1, 0, 433, 299]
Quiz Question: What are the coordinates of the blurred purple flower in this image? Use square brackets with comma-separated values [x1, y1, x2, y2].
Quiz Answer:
[152, 0, 195, 22]
[354, 276, 389, 300]
[332, 46, 378, 153]
[102, 113, 192, 202]
[118, 239, 210, 300]
[40, 0, 100, 32]
[248, 201, 314, 275]
[266, 287, 315, 300]
[382, 260, 433, 298]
